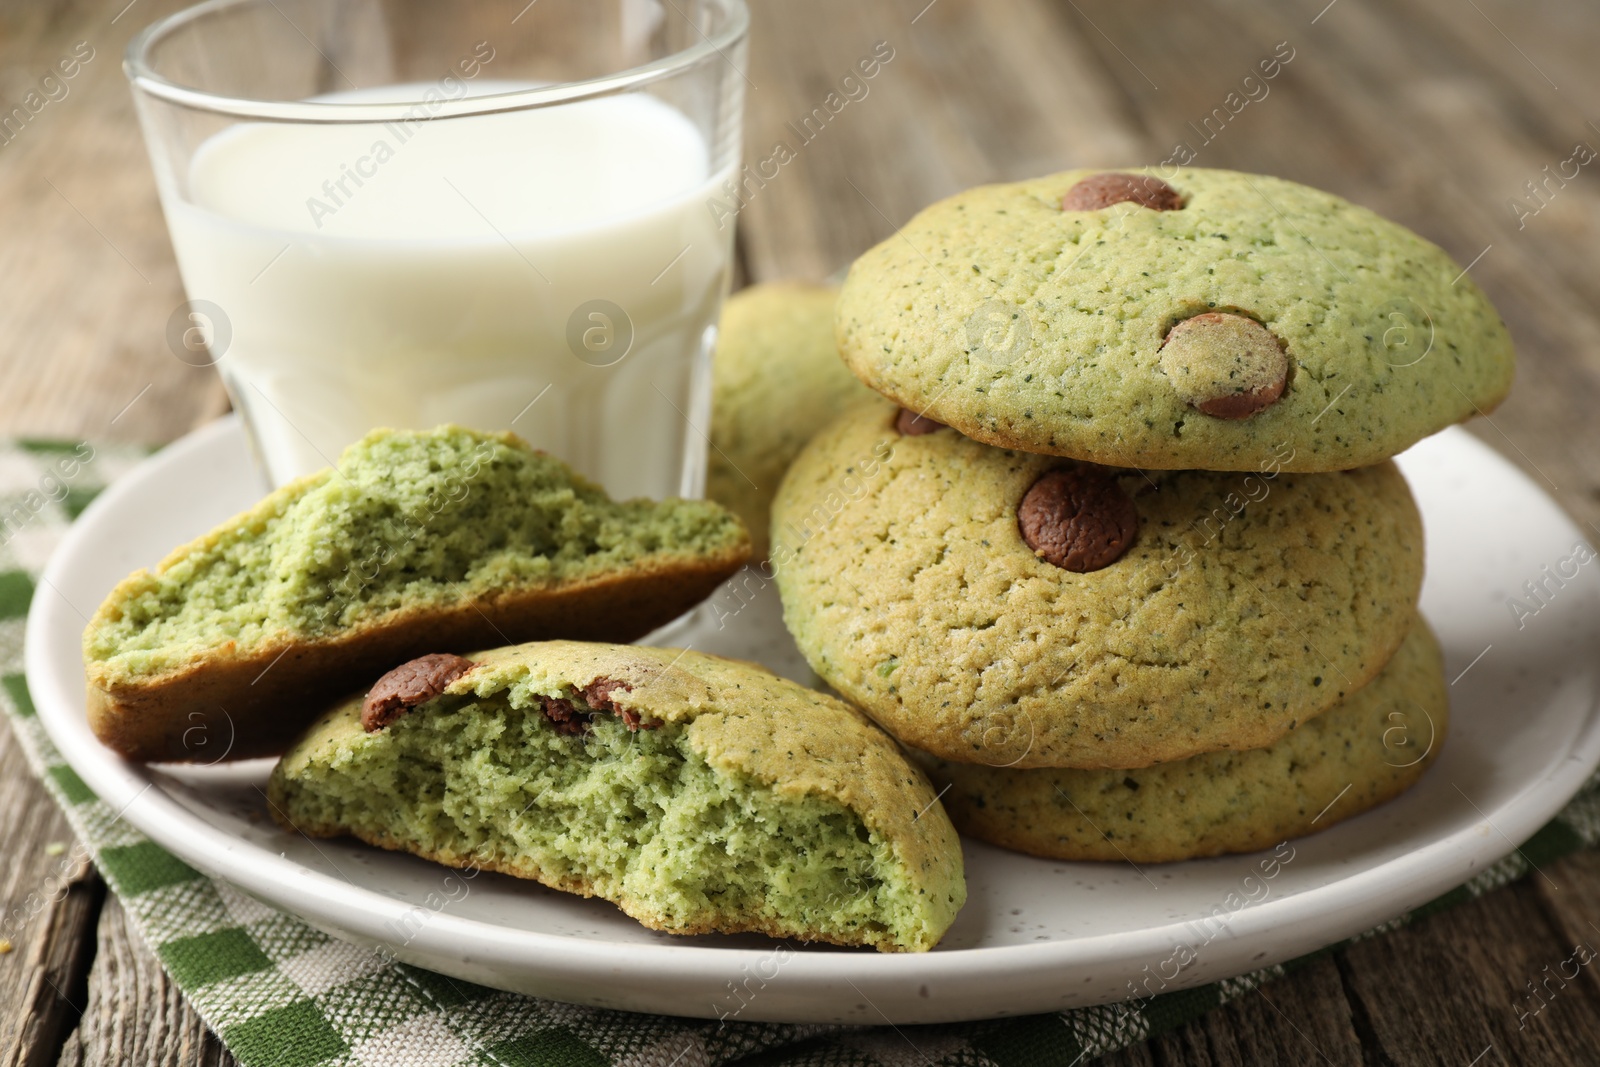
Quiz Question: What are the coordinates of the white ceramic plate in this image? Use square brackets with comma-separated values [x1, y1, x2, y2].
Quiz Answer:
[27, 416, 1600, 1024]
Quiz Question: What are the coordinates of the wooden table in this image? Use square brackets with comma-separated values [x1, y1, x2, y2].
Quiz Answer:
[4, 0, 1600, 1063]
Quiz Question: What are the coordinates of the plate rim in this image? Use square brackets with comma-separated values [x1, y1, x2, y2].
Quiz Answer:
[25, 415, 1600, 1021]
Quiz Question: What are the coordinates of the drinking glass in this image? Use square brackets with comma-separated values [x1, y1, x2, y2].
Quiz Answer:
[127, 0, 748, 500]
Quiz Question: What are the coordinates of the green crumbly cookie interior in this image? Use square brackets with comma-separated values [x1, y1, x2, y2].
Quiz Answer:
[273, 683, 926, 950]
[89, 427, 743, 676]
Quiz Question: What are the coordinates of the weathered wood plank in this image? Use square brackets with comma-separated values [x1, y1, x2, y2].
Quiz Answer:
[8, 866, 101, 1067]
[738, 0, 1145, 284]
[1331, 857, 1600, 1066]
[0, 710, 101, 1067]
[55, 896, 234, 1067]
[1150, 958, 1364, 1067]
[0, 0, 230, 446]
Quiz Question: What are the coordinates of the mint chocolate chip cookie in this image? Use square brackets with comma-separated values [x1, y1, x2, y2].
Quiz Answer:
[268, 640, 966, 952]
[770, 400, 1424, 769]
[709, 282, 875, 557]
[916, 618, 1447, 863]
[85, 426, 749, 762]
[836, 167, 1514, 471]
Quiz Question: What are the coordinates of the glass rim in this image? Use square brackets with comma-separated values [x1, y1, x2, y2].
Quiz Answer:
[123, 0, 750, 123]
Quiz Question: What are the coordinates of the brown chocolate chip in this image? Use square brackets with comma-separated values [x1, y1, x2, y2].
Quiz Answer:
[896, 408, 946, 436]
[582, 678, 633, 710]
[540, 695, 592, 736]
[1159, 312, 1288, 420]
[1017, 468, 1139, 572]
[362, 653, 475, 732]
[1062, 172, 1184, 213]
[538, 677, 657, 735]
[583, 678, 657, 730]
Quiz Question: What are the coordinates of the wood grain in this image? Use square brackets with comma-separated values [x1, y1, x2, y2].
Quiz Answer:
[1, 0, 1598, 1064]
[55, 897, 231, 1067]
[0, 0, 230, 447]
[739, 0, 1143, 282]
[0, 694, 103, 1067]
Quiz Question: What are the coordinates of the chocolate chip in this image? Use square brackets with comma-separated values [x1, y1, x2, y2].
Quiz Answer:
[1062, 173, 1184, 212]
[540, 695, 592, 736]
[896, 408, 946, 436]
[582, 678, 633, 710]
[1017, 468, 1139, 572]
[1159, 312, 1288, 420]
[362, 653, 475, 732]
[583, 678, 657, 730]
[538, 676, 657, 735]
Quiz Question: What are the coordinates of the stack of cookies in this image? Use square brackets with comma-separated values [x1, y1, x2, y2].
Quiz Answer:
[759, 167, 1515, 863]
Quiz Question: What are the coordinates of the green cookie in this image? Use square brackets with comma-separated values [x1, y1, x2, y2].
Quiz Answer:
[919, 618, 1446, 863]
[771, 400, 1424, 769]
[269, 640, 965, 951]
[837, 167, 1513, 471]
[709, 283, 875, 557]
[85, 426, 749, 763]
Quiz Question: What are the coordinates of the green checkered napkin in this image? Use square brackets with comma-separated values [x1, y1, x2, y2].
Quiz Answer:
[3, 435, 1598, 1067]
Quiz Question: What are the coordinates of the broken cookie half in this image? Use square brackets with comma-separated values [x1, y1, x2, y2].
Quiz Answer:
[269, 641, 967, 952]
[83, 426, 749, 763]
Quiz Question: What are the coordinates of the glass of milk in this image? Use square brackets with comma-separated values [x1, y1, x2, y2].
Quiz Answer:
[126, 0, 747, 500]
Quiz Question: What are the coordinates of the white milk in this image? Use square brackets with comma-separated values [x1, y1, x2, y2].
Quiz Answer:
[165, 86, 734, 498]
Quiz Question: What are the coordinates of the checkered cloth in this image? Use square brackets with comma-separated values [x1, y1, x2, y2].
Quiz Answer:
[3, 434, 1597, 1067]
